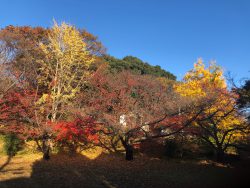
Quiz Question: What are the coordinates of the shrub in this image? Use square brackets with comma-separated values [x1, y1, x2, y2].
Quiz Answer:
[3, 134, 23, 156]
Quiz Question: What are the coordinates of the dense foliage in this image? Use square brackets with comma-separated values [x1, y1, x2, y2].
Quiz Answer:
[3, 134, 23, 156]
[103, 55, 176, 80]
[236, 79, 250, 119]
[0, 21, 249, 162]
[175, 60, 249, 160]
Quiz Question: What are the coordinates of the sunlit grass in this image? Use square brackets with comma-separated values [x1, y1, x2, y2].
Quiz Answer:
[80, 146, 103, 160]
[0, 153, 42, 181]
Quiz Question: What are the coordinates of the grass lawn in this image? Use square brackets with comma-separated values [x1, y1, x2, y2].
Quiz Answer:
[0, 150, 250, 188]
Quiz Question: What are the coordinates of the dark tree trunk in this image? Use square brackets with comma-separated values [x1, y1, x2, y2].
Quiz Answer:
[125, 144, 134, 161]
[120, 136, 134, 161]
[68, 142, 77, 156]
[43, 146, 50, 160]
[35, 139, 42, 152]
[42, 134, 50, 160]
[216, 148, 225, 162]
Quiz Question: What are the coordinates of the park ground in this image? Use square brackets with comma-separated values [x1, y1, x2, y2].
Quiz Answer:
[0, 145, 250, 188]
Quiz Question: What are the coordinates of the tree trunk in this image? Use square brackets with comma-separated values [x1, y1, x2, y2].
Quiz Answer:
[216, 148, 225, 162]
[120, 136, 134, 161]
[42, 134, 50, 160]
[125, 144, 134, 161]
[35, 139, 42, 152]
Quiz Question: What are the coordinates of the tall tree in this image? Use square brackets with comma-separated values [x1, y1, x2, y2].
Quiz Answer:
[175, 59, 249, 161]
[0, 25, 48, 88]
[34, 21, 96, 158]
[38, 21, 95, 123]
[0, 25, 105, 89]
[0, 22, 99, 159]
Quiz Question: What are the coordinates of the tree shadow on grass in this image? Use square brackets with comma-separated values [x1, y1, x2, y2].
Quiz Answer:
[0, 153, 106, 188]
[0, 155, 12, 171]
[1, 153, 250, 188]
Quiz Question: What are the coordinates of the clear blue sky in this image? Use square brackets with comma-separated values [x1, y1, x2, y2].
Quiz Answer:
[1, 0, 250, 81]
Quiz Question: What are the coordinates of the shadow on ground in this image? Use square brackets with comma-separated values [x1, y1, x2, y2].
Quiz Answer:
[0, 155, 12, 171]
[0, 153, 250, 188]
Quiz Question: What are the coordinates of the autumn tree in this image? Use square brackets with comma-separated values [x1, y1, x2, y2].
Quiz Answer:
[76, 64, 197, 160]
[0, 24, 105, 89]
[175, 59, 249, 161]
[0, 57, 44, 144]
[0, 63, 14, 99]
[0, 89, 39, 136]
[0, 52, 35, 130]
[29, 21, 96, 159]
[0, 21, 101, 159]
[0, 25, 48, 89]
[80, 29, 106, 56]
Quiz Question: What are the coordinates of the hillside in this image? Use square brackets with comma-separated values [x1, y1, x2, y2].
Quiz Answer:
[103, 55, 176, 80]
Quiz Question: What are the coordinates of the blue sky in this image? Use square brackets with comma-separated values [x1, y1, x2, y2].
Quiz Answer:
[1, 0, 250, 81]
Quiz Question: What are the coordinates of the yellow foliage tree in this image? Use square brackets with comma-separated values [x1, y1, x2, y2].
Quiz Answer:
[175, 59, 248, 161]
[175, 58, 226, 96]
[38, 21, 95, 123]
[33, 21, 96, 160]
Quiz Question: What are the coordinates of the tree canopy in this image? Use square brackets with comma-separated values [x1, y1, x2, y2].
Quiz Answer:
[175, 59, 249, 160]
[0, 21, 249, 162]
[103, 55, 176, 80]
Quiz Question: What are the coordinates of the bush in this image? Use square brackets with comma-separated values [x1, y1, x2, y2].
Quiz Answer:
[3, 134, 23, 156]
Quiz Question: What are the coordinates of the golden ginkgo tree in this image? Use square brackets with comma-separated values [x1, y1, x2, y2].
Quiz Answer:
[35, 21, 95, 159]
[175, 59, 249, 161]
[38, 21, 95, 123]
